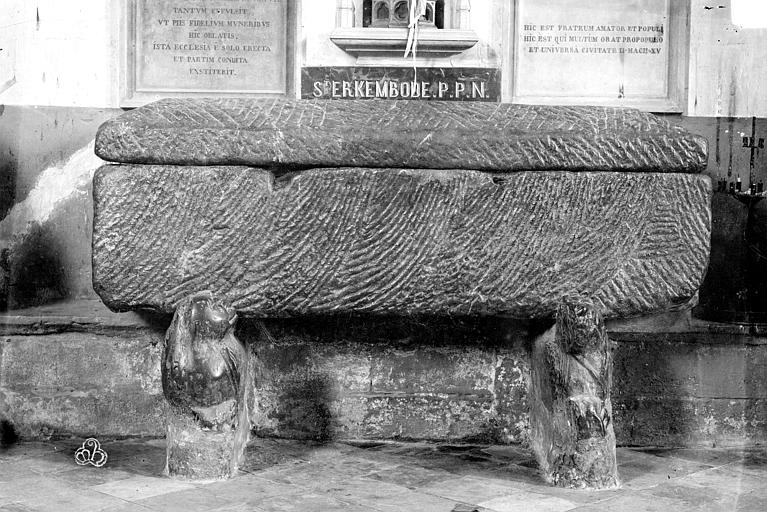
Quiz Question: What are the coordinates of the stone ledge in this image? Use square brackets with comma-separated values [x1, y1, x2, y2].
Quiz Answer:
[4, 300, 764, 344]
[0, 299, 168, 336]
[607, 311, 767, 345]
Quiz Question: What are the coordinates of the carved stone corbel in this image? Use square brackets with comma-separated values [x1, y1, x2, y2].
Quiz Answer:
[162, 292, 255, 479]
[529, 298, 619, 489]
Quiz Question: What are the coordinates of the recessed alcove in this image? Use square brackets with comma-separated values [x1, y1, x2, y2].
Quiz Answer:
[329, 27, 478, 58]
[331, 0, 478, 58]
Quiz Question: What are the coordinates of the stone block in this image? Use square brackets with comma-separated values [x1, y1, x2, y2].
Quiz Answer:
[614, 341, 767, 400]
[613, 397, 767, 447]
[0, 332, 166, 438]
[243, 317, 531, 443]
[92, 165, 711, 320]
[361, 394, 497, 441]
[369, 346, 497, 395]
[94, 99, 707, 173]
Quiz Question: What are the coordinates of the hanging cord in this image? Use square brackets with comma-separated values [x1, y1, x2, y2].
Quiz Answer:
[404, 0, 427, 81]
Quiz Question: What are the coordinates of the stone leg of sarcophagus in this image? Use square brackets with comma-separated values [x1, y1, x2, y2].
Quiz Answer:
[529, 298, 619, 489]
[162, 292, 255, 479]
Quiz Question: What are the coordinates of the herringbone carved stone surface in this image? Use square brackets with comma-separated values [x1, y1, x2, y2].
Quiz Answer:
[92, 165, 711, 319]
[94, 99, 707, 172]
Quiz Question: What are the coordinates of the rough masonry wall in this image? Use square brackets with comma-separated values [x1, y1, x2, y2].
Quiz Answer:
[2, 311, 764, 447]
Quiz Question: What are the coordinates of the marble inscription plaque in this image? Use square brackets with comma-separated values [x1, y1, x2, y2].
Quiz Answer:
[301, 67, 500, 101]
[134, 0, 287, 95]
[515, 0, 670, 103]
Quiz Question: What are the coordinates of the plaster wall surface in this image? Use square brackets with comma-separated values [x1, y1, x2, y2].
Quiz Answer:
[0, 0, 120, 108]
[689, 0, 767, 117]
[1, 1, 766, 113]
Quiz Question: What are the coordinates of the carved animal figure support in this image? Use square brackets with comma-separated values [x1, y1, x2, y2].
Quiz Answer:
[530, 299, 619, 489]
[162, 293, 255, 479]
[163, 293, 244, 427]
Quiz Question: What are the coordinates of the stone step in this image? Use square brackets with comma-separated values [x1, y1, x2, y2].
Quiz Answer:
[92, 165, 710, 319]
[94, 99, 707, 173]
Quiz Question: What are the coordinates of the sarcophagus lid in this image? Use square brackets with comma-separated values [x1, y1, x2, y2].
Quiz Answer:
[95, 98, 707, 173]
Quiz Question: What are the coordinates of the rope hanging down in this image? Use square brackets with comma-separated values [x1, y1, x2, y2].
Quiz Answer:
[404, 0, 427, 79]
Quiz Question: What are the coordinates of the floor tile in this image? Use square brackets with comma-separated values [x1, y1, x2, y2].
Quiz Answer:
[91, 475, 196, 501]
[733, 490, 767, 512]
[730, 449, 767, 476]
[136, 487, 226, 511]
[480, 446, 537, 466]
[256, 491, 378, 512]
[643, 479, 747, 511]
[0, 440, 764, 511]
[366, 464, 455, 489]
[207, 504, 262, 512]
[3, 454, 76, 477]
[322, 476, 411, 501]
[201, 474, 303, 503]
[51, 466, 135, 487]
[680, 464, 765, 494]
[353, 490, 467, 512]
[630, 447, 750, 467]
[571, 491, 698, 512]
[0, 475, 81, 501]
[478, 491, 577, 512]
[21, 489, 134, 512]
[96, 503, 155, 512]
[618, 452, 714, 490]
[480, 462, 547, 487]
[0, 504, 42, 512]
[254, 455, 397, 489]
[101, 447, 167, 477]
[417, 476, 526, 504]
[516, 483, 622, 506]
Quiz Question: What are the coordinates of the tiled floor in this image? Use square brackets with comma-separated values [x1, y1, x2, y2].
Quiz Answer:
[0, 437, 765, 511]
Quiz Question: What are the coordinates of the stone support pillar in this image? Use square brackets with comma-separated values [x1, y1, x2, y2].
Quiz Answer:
[162, 293, 255, 479]
[529, 298, 619, 489]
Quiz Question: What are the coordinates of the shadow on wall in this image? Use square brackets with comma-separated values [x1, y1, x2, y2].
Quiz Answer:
[0, 158, 15, 220]
[238, 315, 536, 444]
[0, 105, 121, 311]
[1, 190, 97, 310]
[0, 151, 106, 310]
[4, 222, 67, 309]
[612, 339, 699, 447]
[0, 418, 20, 447]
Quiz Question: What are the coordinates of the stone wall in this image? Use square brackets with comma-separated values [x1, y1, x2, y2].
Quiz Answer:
[2, 303, 765, 447]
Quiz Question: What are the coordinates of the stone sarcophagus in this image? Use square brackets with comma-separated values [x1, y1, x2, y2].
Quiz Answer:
[92, 99, 710, 486]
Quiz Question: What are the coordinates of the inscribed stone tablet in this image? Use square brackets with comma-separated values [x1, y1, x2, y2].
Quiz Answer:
[134, 0, 287, 95]
[515, 0, 671, 103]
